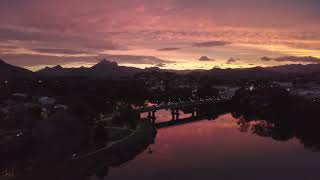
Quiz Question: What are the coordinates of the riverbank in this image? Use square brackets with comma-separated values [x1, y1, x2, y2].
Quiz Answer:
[3, 120, 156, 180]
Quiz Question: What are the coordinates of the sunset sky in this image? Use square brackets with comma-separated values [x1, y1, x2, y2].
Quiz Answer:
[1, 0, 320, 70]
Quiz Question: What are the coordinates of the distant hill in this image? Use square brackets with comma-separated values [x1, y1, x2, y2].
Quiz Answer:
[190, 63, 320, 79]
[89, 59, 141, 77]
[190, 67, 276, 79]
[36, 65, 90, 77]
[36, 59, 142, 78]
[3, 58, 320, 80]
[0, 59, 33, 80]
[265, 63, 320, 74]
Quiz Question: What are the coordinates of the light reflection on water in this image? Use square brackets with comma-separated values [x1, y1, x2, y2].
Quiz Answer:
[102, 113, 320, 180]
[141, 109, 191, 123]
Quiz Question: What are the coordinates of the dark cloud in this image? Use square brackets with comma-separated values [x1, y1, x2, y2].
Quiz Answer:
[260, 56, 320, 63]
[0, 27, 120, 52]
[0, 27, 72, 42]
[199, 56, 214, 61]
[0, 53, 174, 68]
[0, 44, 19, 53]
[32, 48, 95, 55]
[286, 41, 320, 50]
[157, 47, 182, 51]
[260, 56, 272, 61]
[99, 54, 174, 65]
[193, 41, 230, 47]
[0, 54, 95, 67]
[155, 63, 166, 67]
[0, 45, 20, 49]
[226, 58, 237, 64]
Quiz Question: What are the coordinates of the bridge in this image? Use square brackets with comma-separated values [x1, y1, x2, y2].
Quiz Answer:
[93, 98, 225, 125]
[137, 99, 218, 113]
[137, 98, 222, 123]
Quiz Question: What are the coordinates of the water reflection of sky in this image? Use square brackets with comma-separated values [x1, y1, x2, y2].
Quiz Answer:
[141, 109, 192, 123]
[104, 113, 320, 180]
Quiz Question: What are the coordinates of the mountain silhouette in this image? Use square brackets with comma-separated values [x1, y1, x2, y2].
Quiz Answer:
[36, 59, 142, 78]
[89, 59, 141, 77]
[190, 63, 320, 79]
[0, 59, 33, 80]
[265, 63, 320, 74]
[37, 65, 89, 77]
[90, 59, 118, 69]
[2, 58, 320, 79]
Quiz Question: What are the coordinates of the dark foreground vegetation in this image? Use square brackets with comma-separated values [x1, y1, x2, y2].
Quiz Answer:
[1, 74, 320, 179]
[231, 85, 320, 151]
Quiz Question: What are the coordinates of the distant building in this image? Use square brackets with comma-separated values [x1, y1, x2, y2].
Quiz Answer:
[274, 82, 293, 88]
[273, 81, 293, 91]
[38, 97, 56, 107]
[212, 85, 240, 99]
[291, 89, 320, 99]
[12, 93, 28, 100]
[289, 82, 320, 99]
[149, 84, 165, 92]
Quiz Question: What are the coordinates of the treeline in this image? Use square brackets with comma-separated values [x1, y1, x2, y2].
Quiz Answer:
[231, 85, 320, 151]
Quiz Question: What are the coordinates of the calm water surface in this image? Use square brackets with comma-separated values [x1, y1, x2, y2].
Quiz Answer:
[95, 111, 320, 180]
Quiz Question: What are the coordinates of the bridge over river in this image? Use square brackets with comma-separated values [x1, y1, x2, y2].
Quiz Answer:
[137, 99, 218, 113]
[94, 98, 226, 126]
[138, 99, 222, 122]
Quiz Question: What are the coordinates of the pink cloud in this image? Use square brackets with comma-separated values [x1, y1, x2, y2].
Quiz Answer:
[1, 0, 320, 69]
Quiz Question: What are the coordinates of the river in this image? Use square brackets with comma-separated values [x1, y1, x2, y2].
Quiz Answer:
[90, 111, 320, 180]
